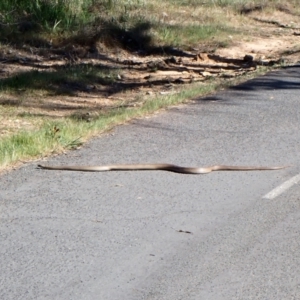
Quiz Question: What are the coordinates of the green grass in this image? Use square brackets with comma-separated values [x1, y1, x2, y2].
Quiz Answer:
[0, 0, 93, 31]
[0, 83, 207, 166]
[0, 0, 298, 37]
[1, 0, 275, 56]
[0, 68, 270, 169]
[155, 23, 234, 48]
[0, 0, 240, 49]
[0, 0, 295, 169]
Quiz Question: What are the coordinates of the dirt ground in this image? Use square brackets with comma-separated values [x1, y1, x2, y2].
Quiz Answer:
[1, 8, 300, 136]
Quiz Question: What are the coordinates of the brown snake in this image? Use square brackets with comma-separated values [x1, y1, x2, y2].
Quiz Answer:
[37, 164, 289, 174]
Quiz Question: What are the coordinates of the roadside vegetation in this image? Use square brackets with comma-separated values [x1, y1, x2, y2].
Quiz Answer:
[0, 0, 299, 170]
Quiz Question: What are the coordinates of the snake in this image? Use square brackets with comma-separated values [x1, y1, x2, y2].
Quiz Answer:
[37, 164, 288, 174]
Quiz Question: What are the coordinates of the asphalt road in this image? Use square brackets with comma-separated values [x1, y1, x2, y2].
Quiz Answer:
[1, 66, 300, 299]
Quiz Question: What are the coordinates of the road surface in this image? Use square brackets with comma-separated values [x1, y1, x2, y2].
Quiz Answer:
[1, 66, 300, 299]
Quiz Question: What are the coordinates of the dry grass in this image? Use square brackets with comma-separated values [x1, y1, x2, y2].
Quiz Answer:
[0, 0, 299, 170]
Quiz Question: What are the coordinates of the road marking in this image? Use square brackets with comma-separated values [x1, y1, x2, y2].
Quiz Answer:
[263, 173, 300, 200]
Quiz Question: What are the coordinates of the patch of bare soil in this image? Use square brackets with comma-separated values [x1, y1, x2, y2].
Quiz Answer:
[1, 8, 300, 136]
[217, 9, 300, 60]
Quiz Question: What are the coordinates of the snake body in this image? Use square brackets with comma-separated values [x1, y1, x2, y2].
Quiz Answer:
[37, 164, 288, 174]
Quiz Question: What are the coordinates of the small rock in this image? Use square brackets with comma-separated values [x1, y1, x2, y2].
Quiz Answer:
[200, 71, 212, 77]
[164, 56, 177, 64]
[243, 54, 254, 62]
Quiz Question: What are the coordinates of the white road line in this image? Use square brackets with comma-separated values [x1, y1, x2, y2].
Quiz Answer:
[263, 173, 300, 200]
